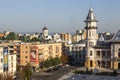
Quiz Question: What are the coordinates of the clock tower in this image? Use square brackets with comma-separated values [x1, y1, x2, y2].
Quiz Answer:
[85, 7, 98, 69]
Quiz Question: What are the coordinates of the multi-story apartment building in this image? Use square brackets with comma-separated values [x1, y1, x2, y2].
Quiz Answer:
[52, 33, 61, 42]
[0, 46, 16, 75]
[60, 32, 72, 43]
[72, 29, 86, 43]
[65, 40, 86, 65]
[30, 43, 62, 67]
[7, 41, 62, 70]
[0, 47, 3, 73]
[8, 43, 31, 70]
[8, 54, 16, 75]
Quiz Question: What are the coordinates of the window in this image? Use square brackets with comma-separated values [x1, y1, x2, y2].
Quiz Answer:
[106, 51, 111, 57]
[17, 55, 20, 58]
[89, 42, 94, 47]
[119, 48, 120, 52]
[102, 51, 105, 57]
[67, 47, 70, 50]
[72, 47, 74, 50]
[102, 61, 105, 67]
[96, 51, 100, 57]
[11, 56, 13, 61]
[107, 61, 111, 68]
[118, 48, 120, 57]
[83, 55, 85, 59]
[90, 60, 93, 67]
[118, 52, 120, 57]
[90, 51, 93, 56]
[25, 56, 28, 58]
[79, 47, 81, 50]
[1, 59, 3, 63]
[79, 54, 81, 59]
[75, 47, 78, 50]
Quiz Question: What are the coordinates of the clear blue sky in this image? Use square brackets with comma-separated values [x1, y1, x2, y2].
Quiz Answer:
[0, 0, 119, 33]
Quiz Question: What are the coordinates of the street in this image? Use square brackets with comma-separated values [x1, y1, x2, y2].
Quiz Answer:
[31, 65, 79, 80]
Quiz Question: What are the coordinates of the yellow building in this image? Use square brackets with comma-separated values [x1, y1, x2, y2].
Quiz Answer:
[72, 30, 86, 43]
[60, 32, 72, 42]
[29, 43, 62, 67]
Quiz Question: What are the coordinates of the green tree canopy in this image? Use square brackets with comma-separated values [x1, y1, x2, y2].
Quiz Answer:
[30, 37, 40, 42]
[6, 32, 18, 40]
[42, 57, 61, 68]
[22, 63, 32, 80]
[19, 36, 30, 42]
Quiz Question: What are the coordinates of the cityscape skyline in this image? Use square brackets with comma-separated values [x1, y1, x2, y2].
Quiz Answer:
[0, 0, 119, 33]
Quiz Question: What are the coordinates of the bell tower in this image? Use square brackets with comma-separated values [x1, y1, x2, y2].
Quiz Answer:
[85, 6, 98, 69]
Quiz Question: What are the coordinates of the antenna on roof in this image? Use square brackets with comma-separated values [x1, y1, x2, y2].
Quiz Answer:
[90, 0, 92, 6]
[90, 0, 93, 6]
[44, 24, 47, 27]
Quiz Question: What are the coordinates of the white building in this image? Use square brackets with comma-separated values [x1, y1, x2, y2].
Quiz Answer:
[30, 33, 39, 40]
[4, 31, 10, 38]
[52, 33, 61, 42]
[84, 6, 120, 70]
[0, 46, 16, 75]
[65, 40, 86, 64]
[0, 47, 3, 73]
[8, 54, 16, 75]
[40, 26, 52, 41]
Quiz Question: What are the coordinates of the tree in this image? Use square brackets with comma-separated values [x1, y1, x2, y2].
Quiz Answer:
[6, 32, 18, 40]
[61, 54, 68, 65]
[43, 59, 52, 68]
[42, 57, 61, 68]
[19, 36, 30, 42]
[52, 57, 61, 66]
[21, 63, 32, 80]
[30, 37, 40, 42]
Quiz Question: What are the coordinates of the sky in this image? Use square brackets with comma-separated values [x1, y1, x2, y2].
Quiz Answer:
[0, 0, 119, 33]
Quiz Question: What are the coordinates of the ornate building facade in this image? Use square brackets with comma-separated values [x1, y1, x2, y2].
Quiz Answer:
[85, 7, 120, 71]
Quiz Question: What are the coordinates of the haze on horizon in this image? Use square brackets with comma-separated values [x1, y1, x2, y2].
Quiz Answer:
[0, 0, 119, 34]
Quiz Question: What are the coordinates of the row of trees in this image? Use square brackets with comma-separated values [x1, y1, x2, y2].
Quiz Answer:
[0, 32, 41, 42]
[40, 57, 61, 69]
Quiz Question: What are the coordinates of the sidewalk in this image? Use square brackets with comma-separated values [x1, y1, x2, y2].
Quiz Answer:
[59, 71, 74, 80]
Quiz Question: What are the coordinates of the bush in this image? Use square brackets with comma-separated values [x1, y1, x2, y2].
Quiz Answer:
[41, 57, 61, 68]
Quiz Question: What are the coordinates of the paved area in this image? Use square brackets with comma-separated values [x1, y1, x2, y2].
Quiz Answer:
[31, 65, 79, 80]
[66, 74, 119, 80]
[59, 67, 120, 80]
[59, 71, 120, 80]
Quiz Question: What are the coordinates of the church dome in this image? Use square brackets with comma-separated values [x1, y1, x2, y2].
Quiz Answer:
[42, 27, 48, 30]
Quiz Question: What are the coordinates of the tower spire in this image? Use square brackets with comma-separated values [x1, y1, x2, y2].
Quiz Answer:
[84, 6, 97, 22]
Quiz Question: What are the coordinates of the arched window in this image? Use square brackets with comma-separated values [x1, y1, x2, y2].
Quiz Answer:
[90, 50, 93, 56]
[118, 48, 120, 57]
[118, 48, 120, 52]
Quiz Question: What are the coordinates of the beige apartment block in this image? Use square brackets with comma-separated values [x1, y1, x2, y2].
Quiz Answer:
[30, 43, 62, 67]
[8, 43, 31, 70]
